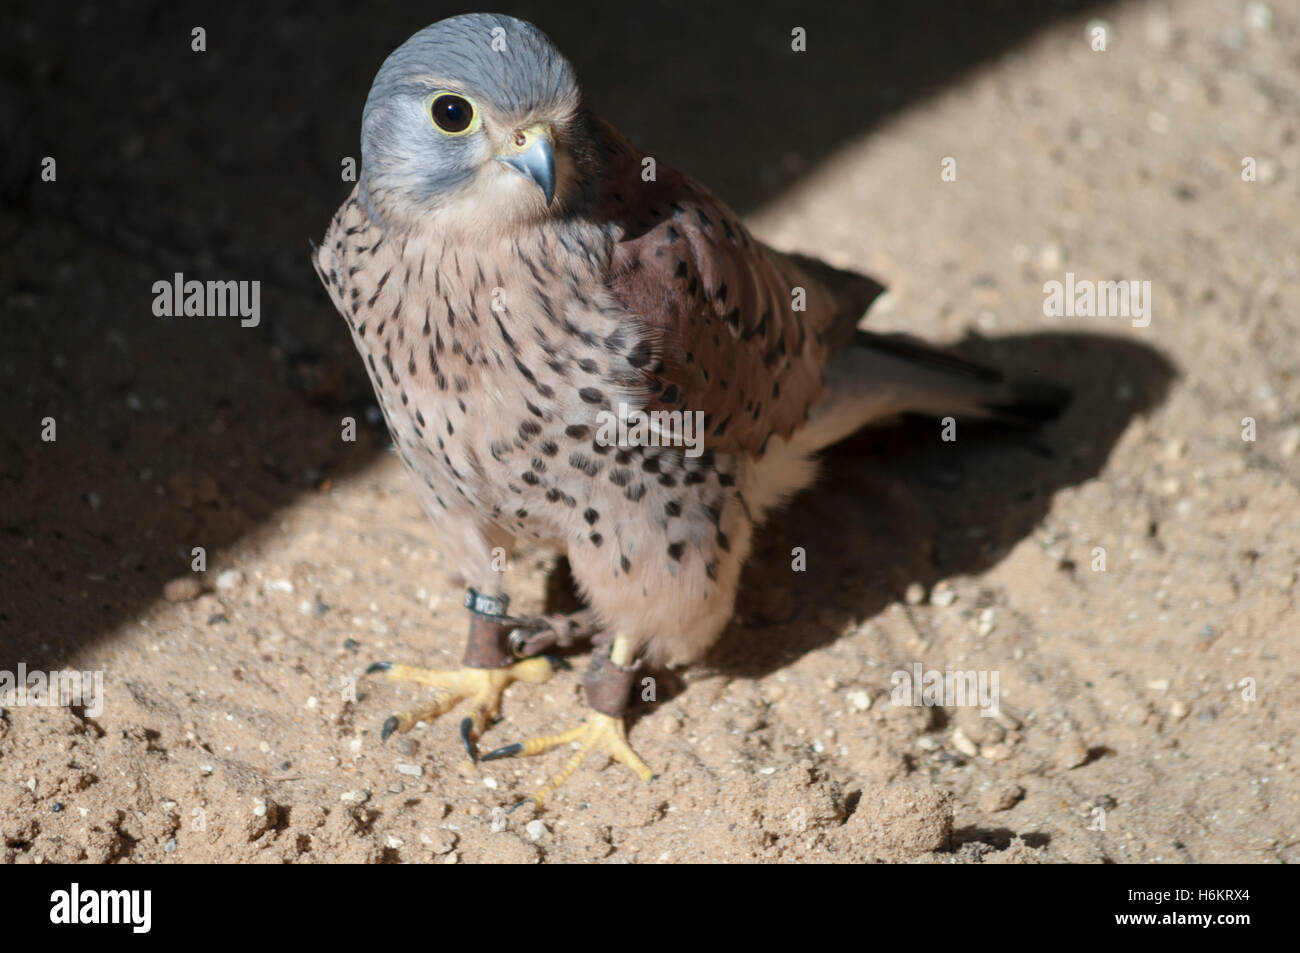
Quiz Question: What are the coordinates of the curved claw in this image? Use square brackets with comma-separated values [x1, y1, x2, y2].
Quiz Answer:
[366, 661, 392, 675]
[481, 742, 524, 762]
[544, 655, 572, 672]
[460, 717, 479, 762]
[380, 715, 399, 742]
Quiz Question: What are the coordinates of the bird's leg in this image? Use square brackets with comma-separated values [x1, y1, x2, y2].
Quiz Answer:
[366, 589, 568, 760]
[482, 635, 654, 809]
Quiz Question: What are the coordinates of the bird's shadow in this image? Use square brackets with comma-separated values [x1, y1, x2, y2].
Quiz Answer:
[702, 331, 1175, 677]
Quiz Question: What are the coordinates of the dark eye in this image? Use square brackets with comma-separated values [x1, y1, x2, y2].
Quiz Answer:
[431, 94, 474, 134]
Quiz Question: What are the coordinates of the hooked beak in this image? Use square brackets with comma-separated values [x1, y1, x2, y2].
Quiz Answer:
[496, 124, 556, 206]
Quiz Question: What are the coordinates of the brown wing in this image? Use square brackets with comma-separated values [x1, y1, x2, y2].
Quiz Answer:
[592, 118, 884, 456]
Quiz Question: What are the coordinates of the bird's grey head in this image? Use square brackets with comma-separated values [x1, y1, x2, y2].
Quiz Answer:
[359, 14, 588, 231]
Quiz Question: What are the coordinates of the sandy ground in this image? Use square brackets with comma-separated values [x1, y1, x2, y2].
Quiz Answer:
[2, 0, 1297, 863]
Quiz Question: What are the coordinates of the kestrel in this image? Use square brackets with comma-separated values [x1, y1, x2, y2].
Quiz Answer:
[313, 13, 1067, 807]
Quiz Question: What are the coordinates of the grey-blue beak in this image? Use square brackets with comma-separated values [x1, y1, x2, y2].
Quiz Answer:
[497, 126, 556, 206]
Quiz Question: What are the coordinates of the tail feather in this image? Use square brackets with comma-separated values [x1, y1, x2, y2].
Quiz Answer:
[797, 331, 1071, 452]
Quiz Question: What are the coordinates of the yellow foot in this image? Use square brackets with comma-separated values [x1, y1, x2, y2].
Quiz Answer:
[364, 658, 559, 760]
[481, 711, 654, 809]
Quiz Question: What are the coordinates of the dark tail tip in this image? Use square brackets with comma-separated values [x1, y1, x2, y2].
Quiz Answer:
[984, 378, 1073, 427]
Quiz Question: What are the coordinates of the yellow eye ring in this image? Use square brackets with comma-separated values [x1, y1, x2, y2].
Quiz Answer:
[428, 91, 480, 136]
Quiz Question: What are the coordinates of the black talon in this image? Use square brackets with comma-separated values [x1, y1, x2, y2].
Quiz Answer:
[508, 798, 532, 814]
[380, 715, 399, 742]
[545, 655, 572, 672]
[366, 661, 393, 675]
[460, 717, 479, 762]
[481, 742, 524, 762]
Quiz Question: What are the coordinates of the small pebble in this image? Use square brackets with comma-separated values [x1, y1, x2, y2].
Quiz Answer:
[525, 819, 548, 841]
[951, 727, 979, 757]
[164, 839, 177, 853]
[1055, 735, 1090, 770]
[395, 762, 423, 777]
[163, 577, 203, 602]
[930, 583, 957, 607]
[904, 583, 926, 605]
[846, 690, 872, 712]
[429, 830, 457, 854]
[978, 783, 1025, 813]
[1036, 242, 1065, 271]
[215, 569, 244, 591]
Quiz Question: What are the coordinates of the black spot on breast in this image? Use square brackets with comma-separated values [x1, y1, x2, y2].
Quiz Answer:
[579, 387, 603, 404]
[667, 542, 684, 561]
[627, 341, 652, 369]
[569, 452, 600, 477]
[583, 508, 599, 524]
[565, 424, 590, 440]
